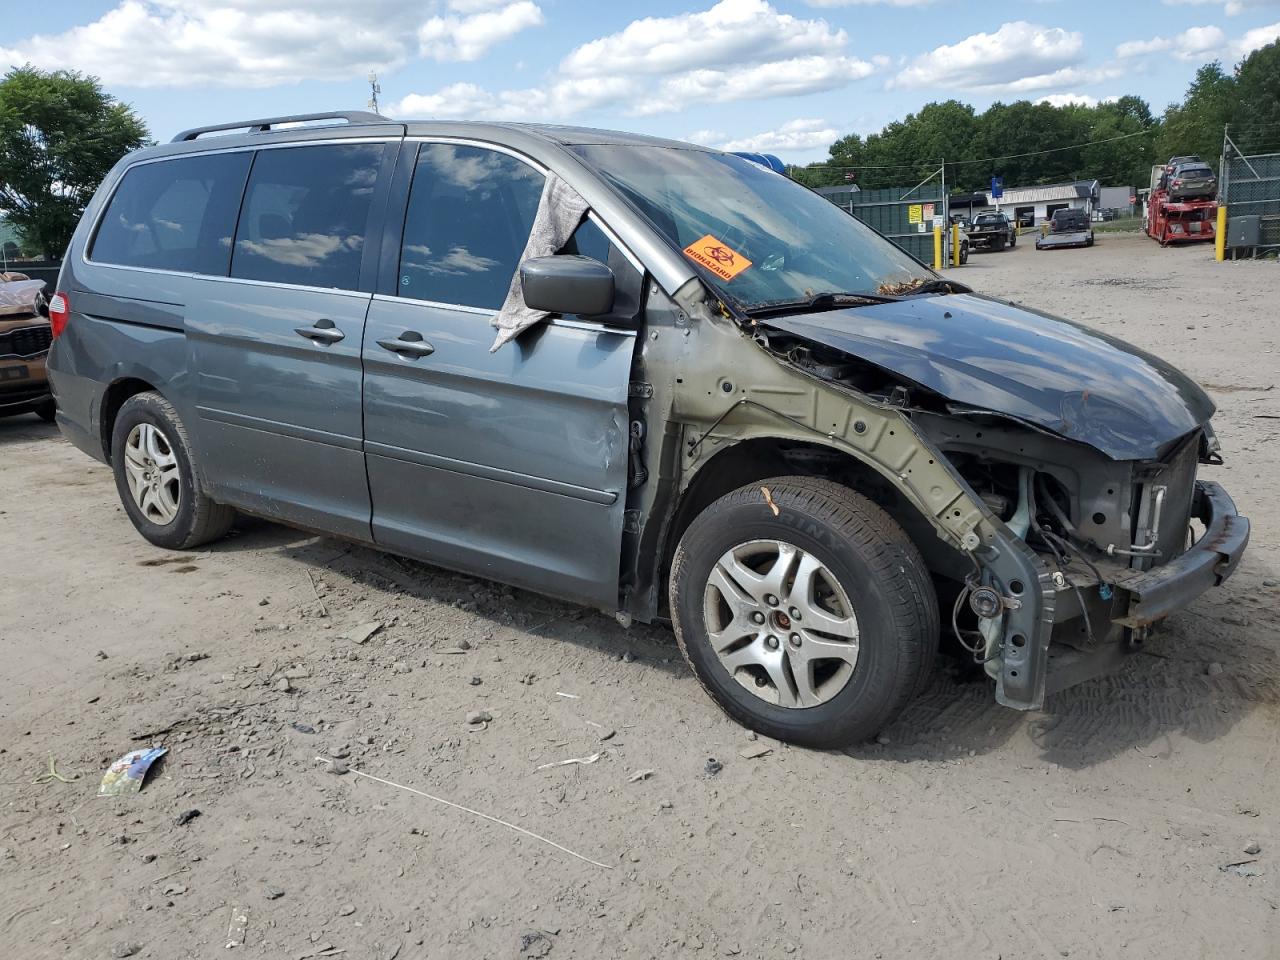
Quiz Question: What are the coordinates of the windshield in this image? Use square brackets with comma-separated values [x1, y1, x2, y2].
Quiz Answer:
[571, 144, 932, 308]
[975, 214, 1001, 223]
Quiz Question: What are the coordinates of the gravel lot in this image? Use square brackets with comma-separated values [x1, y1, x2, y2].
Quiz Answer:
[1, 232, 1276, 959]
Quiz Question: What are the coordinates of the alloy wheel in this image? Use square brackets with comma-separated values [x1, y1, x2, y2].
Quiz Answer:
[703, 539, 860, 708]
[122, 423, 182, 525]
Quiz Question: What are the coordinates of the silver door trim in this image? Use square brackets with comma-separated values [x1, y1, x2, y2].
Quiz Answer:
[366, 439, 619, 505]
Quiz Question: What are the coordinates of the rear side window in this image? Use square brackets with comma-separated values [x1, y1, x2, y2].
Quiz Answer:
[90, 153, 251, 274]
[230, 143, 383, 290]
[397, 144, 546, 309]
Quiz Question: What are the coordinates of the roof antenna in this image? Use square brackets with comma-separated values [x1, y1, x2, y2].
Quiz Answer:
[367, 72, 381, 115]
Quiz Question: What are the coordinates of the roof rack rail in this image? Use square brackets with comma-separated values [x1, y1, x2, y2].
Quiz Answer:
[171, 110, 390, 143]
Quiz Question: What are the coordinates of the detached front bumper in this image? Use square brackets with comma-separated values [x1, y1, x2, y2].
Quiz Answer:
[1114, 480, 1249, 626]
[1036, 231, 1091, 249]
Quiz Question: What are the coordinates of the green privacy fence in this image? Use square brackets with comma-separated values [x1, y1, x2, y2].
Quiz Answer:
[817, 182, 948, 264]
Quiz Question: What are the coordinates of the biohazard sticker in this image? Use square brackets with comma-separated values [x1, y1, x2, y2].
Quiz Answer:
[682, 234, 753, 282]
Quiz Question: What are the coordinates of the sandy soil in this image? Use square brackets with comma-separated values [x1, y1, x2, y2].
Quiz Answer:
[1, 232, 1277, 959]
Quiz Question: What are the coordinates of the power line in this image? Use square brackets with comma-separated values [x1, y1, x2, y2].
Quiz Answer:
[798, 128, 1155, 171]
[949, 129, 1154, 166]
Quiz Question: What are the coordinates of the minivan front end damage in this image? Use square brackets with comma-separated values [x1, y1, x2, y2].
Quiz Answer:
[625, 280, 1248, 712]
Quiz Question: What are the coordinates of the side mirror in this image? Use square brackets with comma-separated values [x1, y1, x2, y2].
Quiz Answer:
[520, 255, 614, 317]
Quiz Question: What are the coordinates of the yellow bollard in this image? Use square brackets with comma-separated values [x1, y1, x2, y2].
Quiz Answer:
[933, 226, 943, 270]
[1215, 204, 1227, 262]
[951, 223, 961, 267]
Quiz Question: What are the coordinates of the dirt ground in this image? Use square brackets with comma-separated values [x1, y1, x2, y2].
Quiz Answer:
[1, 232, 1277, 960]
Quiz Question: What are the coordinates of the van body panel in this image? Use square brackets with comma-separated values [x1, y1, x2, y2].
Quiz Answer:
[361, 296, 634, 606]
[187, 278, 374, 540]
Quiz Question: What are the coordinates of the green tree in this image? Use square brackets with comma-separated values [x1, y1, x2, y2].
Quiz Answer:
[1231, 40, 1280, 154]
[0, 66, 149, 259]
[1155, 62, 1234, 172]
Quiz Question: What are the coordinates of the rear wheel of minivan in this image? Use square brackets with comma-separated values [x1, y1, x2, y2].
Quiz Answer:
[110, 392, 235, 550]
[669, 478, 938, 748]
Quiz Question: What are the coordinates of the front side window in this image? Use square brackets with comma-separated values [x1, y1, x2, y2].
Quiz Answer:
[230, 143, 383, 290]
[90, 152, 251, 274]
[570, 144, 931, 310]
[397, 144, 545, 309]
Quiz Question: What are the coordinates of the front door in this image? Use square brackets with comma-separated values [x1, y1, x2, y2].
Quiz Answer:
[189, 140, 396, 540]
[362, 141, 636, 607]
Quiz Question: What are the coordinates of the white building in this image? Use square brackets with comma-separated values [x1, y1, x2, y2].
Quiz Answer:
[952, 179, 1100, 227]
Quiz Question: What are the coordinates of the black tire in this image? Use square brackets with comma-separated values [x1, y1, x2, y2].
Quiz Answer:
[992, 236, 1006, 252]
[110, 391, 235, 549]
[669, 477, 939, 748]
[1009, 232, 1017, 248]
[33, 398, 56, 423]
[960, 242, 969, 265]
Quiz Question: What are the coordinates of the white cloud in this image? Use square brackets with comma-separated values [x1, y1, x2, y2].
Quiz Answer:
[1236, 20, 1280, 54]
[694, 117, 840, 153]
[804, 0, 935, 5]
[1117, 21, 1279, 62]
[636, 55, 875, 115]
[560, 0, 846, 77]
[1116, 35, 1174, 57]
[889, 21, 1085, 92]
[0, 0, 542, 87]
[1163, 0, 1280, 15]
[1037, 92, 1099, 107]
[418, 1, 543, 62]
[390, 77, 638, 122]
[393, 0, 877, 123]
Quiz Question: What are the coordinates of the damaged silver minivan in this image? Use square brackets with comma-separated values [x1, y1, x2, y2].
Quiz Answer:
[46, 112, 1249, 747]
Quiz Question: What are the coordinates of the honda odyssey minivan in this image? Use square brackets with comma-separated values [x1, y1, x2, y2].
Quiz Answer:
[46, 111, 1248, 747]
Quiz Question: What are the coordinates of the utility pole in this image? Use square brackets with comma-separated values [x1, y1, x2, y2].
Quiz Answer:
[367, 72, 381, 115]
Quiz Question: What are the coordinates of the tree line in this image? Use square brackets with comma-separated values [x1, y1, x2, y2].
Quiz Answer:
[791, 39, 1280, 195]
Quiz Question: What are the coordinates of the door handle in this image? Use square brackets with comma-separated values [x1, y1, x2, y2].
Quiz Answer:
[295, 319, 344, 344]
[377, 332, 435, 358]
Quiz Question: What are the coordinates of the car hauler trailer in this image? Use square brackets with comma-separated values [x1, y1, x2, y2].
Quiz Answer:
[1146, 162, 1217, 246]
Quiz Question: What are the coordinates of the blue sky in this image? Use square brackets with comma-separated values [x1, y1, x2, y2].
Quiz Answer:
[5, 0, 1279, 159]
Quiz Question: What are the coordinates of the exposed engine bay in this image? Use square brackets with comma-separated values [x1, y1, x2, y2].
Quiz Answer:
[745, 301, 1243, 707]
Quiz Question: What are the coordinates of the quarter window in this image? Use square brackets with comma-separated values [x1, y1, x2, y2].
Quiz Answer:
[89, 152, 251, 275]
[398, 144, 546, 309]
[230, 143, 383, 290]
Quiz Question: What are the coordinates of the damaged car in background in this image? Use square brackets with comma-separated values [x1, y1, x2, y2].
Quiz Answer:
[46, 116, 1249, 748]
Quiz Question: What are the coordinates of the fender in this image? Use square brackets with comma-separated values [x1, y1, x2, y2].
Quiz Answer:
[620, 279, 1057, 710]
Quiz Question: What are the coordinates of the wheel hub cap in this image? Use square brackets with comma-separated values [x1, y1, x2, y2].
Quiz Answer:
[122, 423, 181, 526]
[702, 539, 860, 709]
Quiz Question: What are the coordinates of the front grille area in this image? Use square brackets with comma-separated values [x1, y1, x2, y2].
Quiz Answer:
[0, 324, 53, 359]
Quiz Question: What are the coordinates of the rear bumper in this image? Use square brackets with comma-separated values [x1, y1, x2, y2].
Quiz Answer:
[1117, 480, 1249, 626]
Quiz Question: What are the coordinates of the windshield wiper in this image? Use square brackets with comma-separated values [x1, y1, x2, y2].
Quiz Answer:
[744, 290, 901, 318]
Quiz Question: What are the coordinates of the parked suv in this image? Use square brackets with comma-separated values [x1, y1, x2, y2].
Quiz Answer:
[47, 112, 1249, 747]
[968, 212, 1016, 251]
[1168, 161, 1217, 201]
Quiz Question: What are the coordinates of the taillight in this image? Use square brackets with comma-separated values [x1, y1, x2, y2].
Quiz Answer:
[48, 291, 70, 338]
[1173, 179, 1182, 186]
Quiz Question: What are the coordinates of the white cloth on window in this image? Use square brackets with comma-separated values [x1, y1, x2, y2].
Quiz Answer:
[490, 174, 590, 352]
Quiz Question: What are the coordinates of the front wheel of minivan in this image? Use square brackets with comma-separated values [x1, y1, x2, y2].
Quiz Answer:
[669, 478, 938, 748]
[111, 392, 235, 550]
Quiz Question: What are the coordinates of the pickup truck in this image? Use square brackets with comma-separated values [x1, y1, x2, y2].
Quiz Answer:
[967, 212, 1016, 251]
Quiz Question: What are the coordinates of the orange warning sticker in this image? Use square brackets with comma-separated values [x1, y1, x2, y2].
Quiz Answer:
[682, 234, 753, 282]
